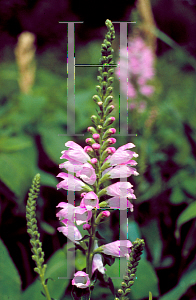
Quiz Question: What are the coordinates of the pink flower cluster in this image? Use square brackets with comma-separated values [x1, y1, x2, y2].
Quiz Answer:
[56, 137, 138, 287]
[115, 36, 155, 110]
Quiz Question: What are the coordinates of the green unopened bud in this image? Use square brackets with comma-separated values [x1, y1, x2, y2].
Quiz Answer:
[93, 95, 102, 104]
[97, 76, 102, 84]
[97, 125, 103, 133]
[91, 115, 98, 125]
[106, 86, 113, 97]
[107, 55, 113, 63]
[107, 77, 113, 86]
[108, 68, 114, 76]
[102, 72, 108, 81]
[96, 85, 102, 96]
[105, 105, 115, 116]
[124, 288, 131, 296]
[101, 43, 107, 50]
[118, 289, 124, 295]
[101, 81, 107, 93]
[121, 282, 127, 288]
[87, 126, 97, 134]
[104, 95, 113, 107]
[103, 116, 115, 128]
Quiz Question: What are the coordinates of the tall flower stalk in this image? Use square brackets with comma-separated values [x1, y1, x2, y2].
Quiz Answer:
[56, 20, 143, 299]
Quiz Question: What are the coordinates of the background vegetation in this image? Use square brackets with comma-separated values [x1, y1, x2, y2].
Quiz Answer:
[0, 0, 196, 299]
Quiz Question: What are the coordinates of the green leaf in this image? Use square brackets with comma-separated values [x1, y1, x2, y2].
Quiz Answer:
[159, 260, 196, 300]
[170, 186, 185, 204]
[22, 243, 72, 300]
[175, 202, 196, 239]
[0, 135, 33, 152]
[0, 144, 37, 199]
[0, 239, 21, 300]
[38, 125, 70, 164]
[130, 259, 160, 299]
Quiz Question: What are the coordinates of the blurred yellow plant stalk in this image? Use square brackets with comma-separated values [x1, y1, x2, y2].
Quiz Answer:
[15, 31, 36, 94]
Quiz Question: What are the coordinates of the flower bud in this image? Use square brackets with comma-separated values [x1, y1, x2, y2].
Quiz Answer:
[97, 125, 103, 132]
[92, 95, 101, 104]
[102, 211, 110, 217]
[84, 146, 93, 153]
[106, 86, 113, 97]
[107, 138, 116, 144]
[102, 128, 116, 139]
[87, 126, 97, 134]
[92, 143, 100, 150]
[91, 158, 97, 164]
[103, 116, 115, 128]
[92, 133, 100, 140]
[105, 105, 114, 116]
[91, 115, 98, 125]
[83, 224, 91, 230]
[86, 138, 96, 146]
[104, 95, 113, 107]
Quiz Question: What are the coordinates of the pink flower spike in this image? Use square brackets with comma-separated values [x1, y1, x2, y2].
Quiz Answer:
[92, 143, 100, 150]
[91, 158, 97, 164]
[110, 117, 115, 122]
[72, 271, 90, 289]
[101, 240, 132, 257]
[92, 133, 100, 140]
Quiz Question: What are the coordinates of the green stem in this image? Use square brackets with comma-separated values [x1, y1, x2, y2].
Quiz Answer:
[40, 274, 52, 300]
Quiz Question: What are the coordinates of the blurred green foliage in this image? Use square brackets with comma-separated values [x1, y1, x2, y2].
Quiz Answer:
[0, 31, 196, 300]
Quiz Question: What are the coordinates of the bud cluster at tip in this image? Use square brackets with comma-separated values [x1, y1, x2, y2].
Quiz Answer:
[115, 238, 145, 300]
[86, 19, 117, 163]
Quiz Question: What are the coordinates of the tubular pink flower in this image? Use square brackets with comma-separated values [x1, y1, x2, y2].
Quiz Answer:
[106, 181, 135, 198]
[80, 191, 99, 209]
[56, 172, 92, 191]
[92, 240, 106, 275]
[72, 271, 90, 289]
[57, 220, 82, 244]
[76, 163, 96, 185]
[56, 202, 92, 225]
[60, 141, 90, 164]
[101, 240, 132, 258]
[106, 197, 134, 211]
[59, 159, 83, 173]
[106, 165, 139, 178]
[106, 143, 138, 166]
